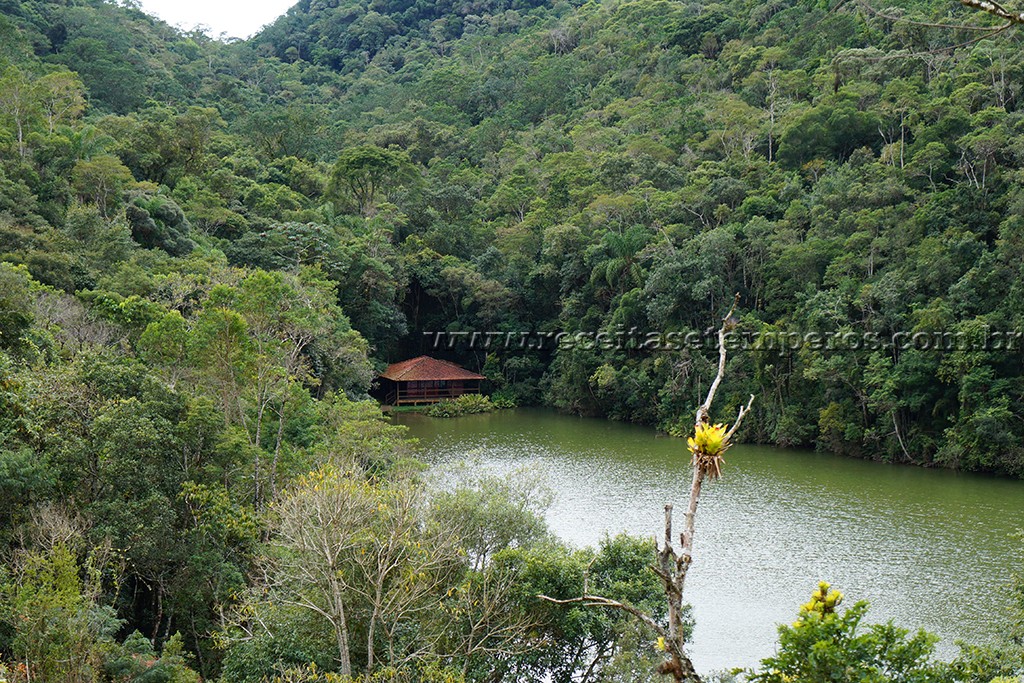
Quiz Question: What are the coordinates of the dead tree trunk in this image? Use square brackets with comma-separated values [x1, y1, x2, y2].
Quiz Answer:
[541, 294, 754, 683]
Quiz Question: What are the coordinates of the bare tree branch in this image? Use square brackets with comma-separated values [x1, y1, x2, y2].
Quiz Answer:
[695, 294, 740, 426]
[538, 594, 669, 639]
[857, 0, 1010, 30]
[538, 295, 755, 683]
[959, 0, 1024, 22]
[726, 395, 756, 441]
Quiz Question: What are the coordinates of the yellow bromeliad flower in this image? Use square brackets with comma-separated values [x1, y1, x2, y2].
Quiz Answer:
[688, 422, 729, 457]
[795, 581, 844, 624]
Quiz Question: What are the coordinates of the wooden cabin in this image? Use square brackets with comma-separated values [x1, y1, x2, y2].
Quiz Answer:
[378, 356, 485, 405]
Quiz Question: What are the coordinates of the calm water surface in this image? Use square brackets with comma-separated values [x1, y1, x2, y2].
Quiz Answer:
[395, 408, 1024, 674]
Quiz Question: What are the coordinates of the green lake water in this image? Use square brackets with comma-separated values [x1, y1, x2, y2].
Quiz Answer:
[394, 407, 1024, 674]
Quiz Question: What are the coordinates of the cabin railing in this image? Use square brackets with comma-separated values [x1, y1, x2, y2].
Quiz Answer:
[393, 385, 480, 405]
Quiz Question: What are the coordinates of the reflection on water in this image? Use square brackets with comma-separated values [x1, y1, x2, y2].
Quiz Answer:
[396, 408, 1024, 673]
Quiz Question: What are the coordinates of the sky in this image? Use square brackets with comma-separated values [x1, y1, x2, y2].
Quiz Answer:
[136, 0, 297, 39]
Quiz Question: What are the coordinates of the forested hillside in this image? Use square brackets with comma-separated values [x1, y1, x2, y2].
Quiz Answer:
[4, 0, 1024, 475]
[3, 0, 1024, 679]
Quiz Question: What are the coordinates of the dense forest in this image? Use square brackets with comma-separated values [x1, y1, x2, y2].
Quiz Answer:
[4, 0, 1024, 474]
[2, 0, 1024, 679]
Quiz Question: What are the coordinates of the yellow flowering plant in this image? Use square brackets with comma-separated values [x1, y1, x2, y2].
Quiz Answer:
[687, 422, 729, 457]
[687, 422, 732, 479]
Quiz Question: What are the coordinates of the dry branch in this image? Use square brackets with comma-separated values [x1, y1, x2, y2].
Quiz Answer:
[958, 0, 1024, 23]
[540, 295, 755, 683]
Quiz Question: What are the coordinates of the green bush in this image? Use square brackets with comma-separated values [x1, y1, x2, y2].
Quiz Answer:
[491, 393, 518, 410]
[264, 663, 465, 682]
[426, 394, 498, 418]
[749, 582, 949, 683]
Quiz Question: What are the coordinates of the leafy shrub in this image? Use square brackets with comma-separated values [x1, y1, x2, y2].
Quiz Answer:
[491, 393, 518, 409]
[426, 394, 497, 418]
[749, 582, 950, 683]
[264, 663, 465, 682]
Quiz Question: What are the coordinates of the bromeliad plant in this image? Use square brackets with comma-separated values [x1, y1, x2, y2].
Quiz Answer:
[687, 422, 731, 480]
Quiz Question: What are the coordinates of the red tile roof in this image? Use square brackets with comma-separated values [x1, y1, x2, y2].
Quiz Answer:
[380, 356, 486, 382]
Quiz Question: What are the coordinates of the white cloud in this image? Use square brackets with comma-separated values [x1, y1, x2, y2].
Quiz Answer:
[136, 0, 296, 39]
